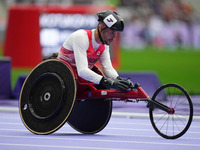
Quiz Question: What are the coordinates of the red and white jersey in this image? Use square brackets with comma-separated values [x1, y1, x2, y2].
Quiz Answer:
[58, 29, 118, 84]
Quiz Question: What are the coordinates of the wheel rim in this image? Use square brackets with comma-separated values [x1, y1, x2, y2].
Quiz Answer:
[149, 83, 193, 139]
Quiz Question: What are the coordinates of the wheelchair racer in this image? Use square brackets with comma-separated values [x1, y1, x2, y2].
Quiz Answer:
[57, 10, 133, 91]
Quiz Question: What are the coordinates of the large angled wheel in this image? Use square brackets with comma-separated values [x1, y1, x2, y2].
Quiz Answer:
[149, 83, 193, 139]
[67, 85, 112, 134]
[19, 59, 77, 135]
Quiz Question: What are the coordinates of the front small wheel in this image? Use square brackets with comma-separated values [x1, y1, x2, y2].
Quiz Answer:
[149, 83, 193, 139]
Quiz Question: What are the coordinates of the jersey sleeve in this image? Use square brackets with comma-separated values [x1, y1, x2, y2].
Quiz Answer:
[71, 30, 103, 84]
[99, 46, 119, 80]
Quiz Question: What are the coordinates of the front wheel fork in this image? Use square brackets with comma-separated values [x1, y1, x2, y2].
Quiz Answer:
[146, 99, 175, 114]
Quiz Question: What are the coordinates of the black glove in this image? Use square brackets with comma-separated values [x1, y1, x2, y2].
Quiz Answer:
[116, 76, 134, 88]
[100, 76, 132, 91]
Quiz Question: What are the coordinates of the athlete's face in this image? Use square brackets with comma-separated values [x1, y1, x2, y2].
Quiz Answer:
[101, 28, 117, 45]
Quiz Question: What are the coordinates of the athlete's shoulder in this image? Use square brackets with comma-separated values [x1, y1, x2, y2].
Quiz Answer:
[72, 29, 88, 38]
[69, 29, 90, 48]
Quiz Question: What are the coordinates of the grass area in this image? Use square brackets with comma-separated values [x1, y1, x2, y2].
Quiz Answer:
[120, 48, 200, 94]
[11, 68, 31, 89]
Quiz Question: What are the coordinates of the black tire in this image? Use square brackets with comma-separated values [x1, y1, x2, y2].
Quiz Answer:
[19, 59, 77, 135]
[149, 83, 193, 139]
[67, 85, 112, 134]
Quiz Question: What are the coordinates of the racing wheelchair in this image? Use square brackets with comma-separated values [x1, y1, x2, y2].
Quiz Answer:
[19, 59, 193, 139]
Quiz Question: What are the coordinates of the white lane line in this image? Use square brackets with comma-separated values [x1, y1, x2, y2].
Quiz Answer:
[1, 121, 200, 130]
[0, 128, 155, 133]
[0, 107, 18, 112]
[105, 127, 200, 134]
[0, 122, 200, 140]
[1, 108, 200, 120]
[109, 121, 200, 129]
[112, 112, 200, 120]
[0, 121, 152, 127]
[0, 143, 140, 150]
[1, 132, 200, 140]
[101, 133, 200, 140]
[0, 116, 20, 120]
[0, 134, 200, 147]
[0, 129, 27, 132]
[0, 122, 22, 125]
[1, 127, 200, 134]
[1, 129, 200, 141]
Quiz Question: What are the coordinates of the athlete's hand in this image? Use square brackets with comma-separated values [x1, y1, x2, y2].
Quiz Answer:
[100, 77, 132, 91]
[116, 76, 134, 88]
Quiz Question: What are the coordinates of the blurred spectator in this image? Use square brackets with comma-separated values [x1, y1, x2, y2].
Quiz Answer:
[1, 0, 200, 49]
[192, 13, 200, 48]
[121, 12, 147, 49]
[121, 0, 200, 50]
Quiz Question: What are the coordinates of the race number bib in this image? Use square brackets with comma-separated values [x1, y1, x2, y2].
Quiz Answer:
[103, 14, 117, 28]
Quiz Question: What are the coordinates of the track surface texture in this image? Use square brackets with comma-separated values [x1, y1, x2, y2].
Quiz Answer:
[0, 96, 200, 150]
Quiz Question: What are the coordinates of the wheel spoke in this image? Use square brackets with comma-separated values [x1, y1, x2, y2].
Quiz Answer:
[159, 115, 170, 132]
[174, 113, 187, 126]
[174, 99, 189, 109]
[173, 116, 181, 132]
[154, 113, 168, 124]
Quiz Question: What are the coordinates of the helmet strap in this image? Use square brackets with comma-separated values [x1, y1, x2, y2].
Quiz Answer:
[97, 24, 107, 44]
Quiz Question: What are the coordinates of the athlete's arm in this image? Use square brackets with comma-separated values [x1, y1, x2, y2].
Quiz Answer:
[71, 30, 103, 84]
[99, 46, 118, 80]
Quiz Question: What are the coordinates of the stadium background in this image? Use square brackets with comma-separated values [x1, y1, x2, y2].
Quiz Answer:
[0, 0, 200, 95]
